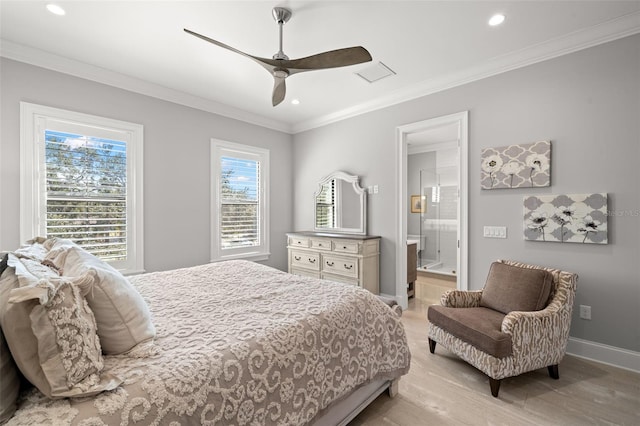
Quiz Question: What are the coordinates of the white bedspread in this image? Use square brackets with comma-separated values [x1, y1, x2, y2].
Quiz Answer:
[8, 260, 410, 425]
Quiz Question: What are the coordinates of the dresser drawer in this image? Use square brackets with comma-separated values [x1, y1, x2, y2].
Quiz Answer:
[291, 250, 320, 271]
[323, 272, 359, 287]
[333, 241, 360, 254]
[291, 268, 320, 279]
[322, 255, 358, 278]
[289, 236, 310, 248]
[310, 238, 332, 251]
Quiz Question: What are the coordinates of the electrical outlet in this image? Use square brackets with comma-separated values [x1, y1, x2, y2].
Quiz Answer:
[579, 305, 592, 320]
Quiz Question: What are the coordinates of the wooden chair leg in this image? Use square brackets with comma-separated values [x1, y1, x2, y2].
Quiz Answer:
[428, 338, 436, 354]
[548, 364, 559, 379]
[489, 377, 501, 398]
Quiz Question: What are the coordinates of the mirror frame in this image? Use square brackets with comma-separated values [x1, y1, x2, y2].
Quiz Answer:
[313, 171, 367, 235]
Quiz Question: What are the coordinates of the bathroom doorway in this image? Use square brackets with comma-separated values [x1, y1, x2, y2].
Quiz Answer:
[395, 112, 468, 309]
[411, 156, 458, 276]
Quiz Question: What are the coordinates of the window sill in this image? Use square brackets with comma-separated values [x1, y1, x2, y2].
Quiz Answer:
[211, 252, 271, 263]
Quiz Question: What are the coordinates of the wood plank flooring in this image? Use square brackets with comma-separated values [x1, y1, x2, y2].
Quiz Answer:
[350, 299, 640, 426]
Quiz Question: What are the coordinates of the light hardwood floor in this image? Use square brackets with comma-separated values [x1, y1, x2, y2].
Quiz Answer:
[350, 298, 640, 426]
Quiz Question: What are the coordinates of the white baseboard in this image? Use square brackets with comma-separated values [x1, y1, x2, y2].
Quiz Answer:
[566, 337, 640, 373]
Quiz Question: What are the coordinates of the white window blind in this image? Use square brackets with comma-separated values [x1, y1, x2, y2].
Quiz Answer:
[45, 130, 127, 260]
[211, 139, 269, 262]
[220, 156, 259, 249]
[20, 102, 144, 274]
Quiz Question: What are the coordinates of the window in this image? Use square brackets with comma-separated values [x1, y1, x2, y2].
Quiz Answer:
[20, 103, 144, 274]
[211, 139, 269, 261]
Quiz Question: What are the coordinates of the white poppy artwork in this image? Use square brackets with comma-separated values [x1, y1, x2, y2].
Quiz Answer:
[481, 141, 551, 189]
[524, 193, 608, 244]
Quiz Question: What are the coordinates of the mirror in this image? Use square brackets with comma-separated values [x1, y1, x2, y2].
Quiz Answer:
[314, 171, 367, 235]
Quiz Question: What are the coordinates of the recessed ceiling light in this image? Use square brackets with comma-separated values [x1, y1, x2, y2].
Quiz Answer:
[488, 14, 505, 26]
[46, 4, 66, 16]
[291, 99, 300, 105]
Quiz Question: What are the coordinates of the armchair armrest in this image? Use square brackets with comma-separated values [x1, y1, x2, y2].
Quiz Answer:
[441, 289, 483, 308]
[501, 299, 572, 358]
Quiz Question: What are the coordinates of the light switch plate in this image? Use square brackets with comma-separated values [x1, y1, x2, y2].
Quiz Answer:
[483, 226, 507, 238]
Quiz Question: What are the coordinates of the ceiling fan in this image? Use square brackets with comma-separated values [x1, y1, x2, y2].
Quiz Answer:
[184, 7, 372, 106]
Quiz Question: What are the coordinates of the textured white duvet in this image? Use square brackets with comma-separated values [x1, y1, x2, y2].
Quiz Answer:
[8, 260, 410, 425]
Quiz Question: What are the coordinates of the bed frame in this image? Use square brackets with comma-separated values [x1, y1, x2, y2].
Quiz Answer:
[312, 378, 399, 425]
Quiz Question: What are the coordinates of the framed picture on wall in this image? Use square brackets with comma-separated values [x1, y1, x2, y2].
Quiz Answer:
[411, 195, 426, 213]
[481, 140, 551, 189]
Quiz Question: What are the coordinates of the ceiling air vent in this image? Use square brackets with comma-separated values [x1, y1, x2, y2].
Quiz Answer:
[356, 62, 396, 83]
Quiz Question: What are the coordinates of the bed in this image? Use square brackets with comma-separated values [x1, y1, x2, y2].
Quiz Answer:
[0, 239, 410, 425]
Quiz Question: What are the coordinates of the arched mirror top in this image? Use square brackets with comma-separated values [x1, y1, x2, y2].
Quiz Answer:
[314, 171, 367, 235]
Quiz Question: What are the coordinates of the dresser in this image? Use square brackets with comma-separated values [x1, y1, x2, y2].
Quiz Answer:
[286, 232, 380, 294]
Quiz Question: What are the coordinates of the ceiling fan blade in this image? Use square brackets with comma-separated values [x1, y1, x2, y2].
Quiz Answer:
[284, 46, 372, 74]
[184, 28, 291, 77]
[272, 75, 287, 106]
[184, 28, 266, 64]
[246, 47, 372, 75]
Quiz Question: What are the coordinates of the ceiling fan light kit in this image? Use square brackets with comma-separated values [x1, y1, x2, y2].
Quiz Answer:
[185, 7, 372, 106]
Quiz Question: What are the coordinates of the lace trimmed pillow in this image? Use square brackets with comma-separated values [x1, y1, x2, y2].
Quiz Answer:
[0, 254, 121, 398]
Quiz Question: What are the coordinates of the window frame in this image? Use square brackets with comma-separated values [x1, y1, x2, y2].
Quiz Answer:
[20, 102, 144, 274]
[211, 138, 270, 262]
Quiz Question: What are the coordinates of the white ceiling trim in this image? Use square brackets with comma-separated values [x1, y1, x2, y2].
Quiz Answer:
[2, 10, 639, 135]
[292, 10, 640, 133]
[0, 40, 293, 134]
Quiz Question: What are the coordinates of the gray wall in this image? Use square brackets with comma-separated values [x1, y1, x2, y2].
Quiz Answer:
[0, 58, 294, 272]
[293, 34, 640, 352]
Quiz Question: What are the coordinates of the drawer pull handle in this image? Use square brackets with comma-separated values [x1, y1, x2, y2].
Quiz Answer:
[308, 258, 316, 264]
[294, 256, 301, 261]
[326, 261, 334, 267]
[344, 264, 353, 270]
[318, 243, 323, 247]
[342, 246, 347, 249]
[297, 241, 302, 244]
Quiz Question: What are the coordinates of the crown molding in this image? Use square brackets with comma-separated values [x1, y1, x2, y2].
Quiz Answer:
[0, 40, 293, 134]
[292, 10, 640, 133]
[2, 10, 639, 135]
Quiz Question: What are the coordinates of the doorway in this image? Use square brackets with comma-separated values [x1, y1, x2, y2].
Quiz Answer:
[395, 111, 468, 309]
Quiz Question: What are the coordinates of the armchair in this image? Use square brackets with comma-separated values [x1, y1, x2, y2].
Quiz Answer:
[427, 259, 578, 397]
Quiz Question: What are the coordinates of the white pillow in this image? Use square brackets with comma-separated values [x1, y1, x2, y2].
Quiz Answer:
[45, 240, 156, 355]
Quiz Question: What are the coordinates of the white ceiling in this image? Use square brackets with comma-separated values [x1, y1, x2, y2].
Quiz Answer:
[2, 1, 639, 134]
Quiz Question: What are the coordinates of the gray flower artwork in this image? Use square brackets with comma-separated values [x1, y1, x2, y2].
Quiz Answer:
[524, 193, 608, 244]
[481, 141, 551, 189]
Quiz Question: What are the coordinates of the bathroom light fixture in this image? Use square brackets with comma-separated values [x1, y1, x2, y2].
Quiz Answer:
[291, 99, 300, 105]
[488, 14, 505, 26]
[46, 4, 66, 16]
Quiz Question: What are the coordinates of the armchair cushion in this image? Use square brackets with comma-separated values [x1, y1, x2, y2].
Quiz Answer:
[428, 306, 512, 358]
[480, 262, 553, 314]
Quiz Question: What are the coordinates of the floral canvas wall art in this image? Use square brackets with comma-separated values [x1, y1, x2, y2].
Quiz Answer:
[481, 141, 551, 189]
[524, 193, 608, 244]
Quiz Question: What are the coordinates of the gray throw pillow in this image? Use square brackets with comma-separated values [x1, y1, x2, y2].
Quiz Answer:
[480, 262, 553, 314]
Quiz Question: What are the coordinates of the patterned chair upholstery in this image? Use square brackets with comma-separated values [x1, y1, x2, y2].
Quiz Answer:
[427, 259, 578, 397]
